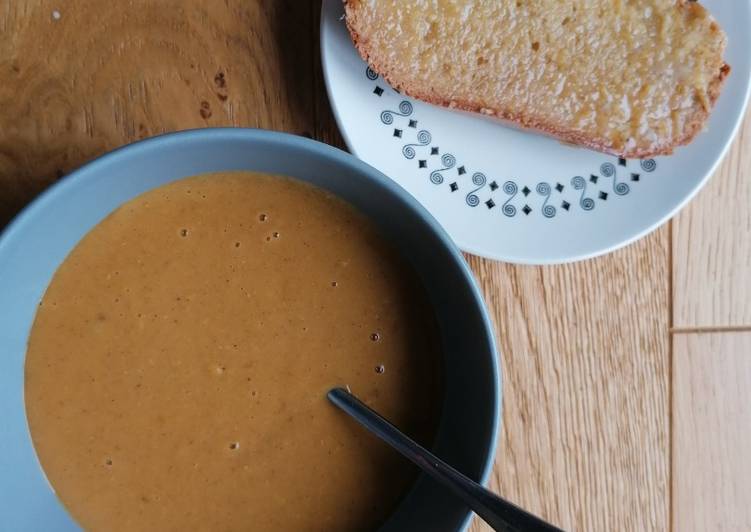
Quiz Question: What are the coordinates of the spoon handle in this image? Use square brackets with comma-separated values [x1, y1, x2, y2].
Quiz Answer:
[327, 387, 562, 532]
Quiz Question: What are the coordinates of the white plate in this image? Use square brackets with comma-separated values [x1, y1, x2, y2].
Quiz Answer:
[321, 0, 751, 263]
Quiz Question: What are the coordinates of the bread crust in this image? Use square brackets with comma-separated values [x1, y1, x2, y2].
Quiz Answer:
[344, 1, 730, 159]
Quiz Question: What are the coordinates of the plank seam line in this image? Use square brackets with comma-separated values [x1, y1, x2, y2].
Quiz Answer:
[671, 325, 751, 334]
[669, 219, 675, 532]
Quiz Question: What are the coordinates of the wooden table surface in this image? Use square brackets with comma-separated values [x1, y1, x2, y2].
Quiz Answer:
[1, 2, 749, 531]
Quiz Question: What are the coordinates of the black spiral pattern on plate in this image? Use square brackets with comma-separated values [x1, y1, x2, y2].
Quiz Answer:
[380, 101, 413, 124]
[365, 53, 657, 217]
[601, 162, 629, 195]
[465, 172, 487, 207]
[571, 176, 595, 210]
[640, 159, 657, 172]
[402, 130, 432, 159]
[501, 181, 518, 217]
[429, 153, 456, 185]
[536, 182, 556, 218]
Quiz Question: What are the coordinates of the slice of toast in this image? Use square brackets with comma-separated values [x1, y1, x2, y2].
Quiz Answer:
[344, 0, 730, 158]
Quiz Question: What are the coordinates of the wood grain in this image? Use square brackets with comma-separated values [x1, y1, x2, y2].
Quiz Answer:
[0, 0, 316, 226]
[465, 231, 670, 531]
[673, 110, 751, 329]
[673, 332, 751, 532]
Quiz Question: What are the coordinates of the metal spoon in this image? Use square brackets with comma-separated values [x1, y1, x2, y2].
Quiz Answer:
[327, 387, 563, 532]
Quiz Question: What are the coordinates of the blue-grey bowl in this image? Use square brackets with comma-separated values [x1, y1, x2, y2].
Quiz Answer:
[0, 128, 501, 532]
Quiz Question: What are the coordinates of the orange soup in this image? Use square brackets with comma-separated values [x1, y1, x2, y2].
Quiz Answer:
[25, 172, 442, 531]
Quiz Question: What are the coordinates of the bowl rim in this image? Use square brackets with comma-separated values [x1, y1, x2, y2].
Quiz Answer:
[0, 127, 501, 531]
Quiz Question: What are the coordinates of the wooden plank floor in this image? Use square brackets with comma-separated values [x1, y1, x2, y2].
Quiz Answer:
[673, 333, 751, 532]
[1, 2, 748, 530]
